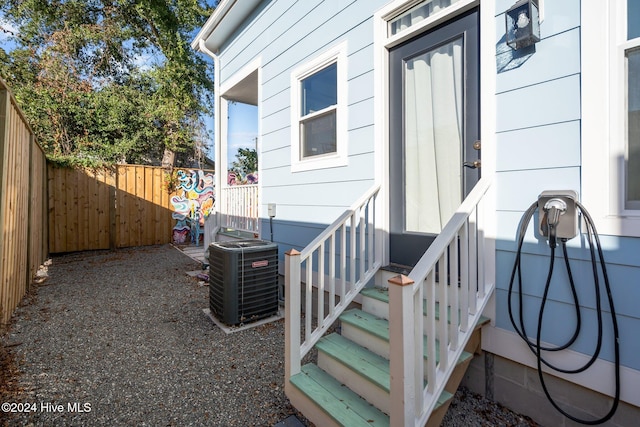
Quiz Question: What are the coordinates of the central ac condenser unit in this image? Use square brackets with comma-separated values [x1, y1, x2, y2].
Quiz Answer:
[208, 239, 279, 325]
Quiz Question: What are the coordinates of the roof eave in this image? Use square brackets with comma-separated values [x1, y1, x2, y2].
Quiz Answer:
[191, 0, 263, 53]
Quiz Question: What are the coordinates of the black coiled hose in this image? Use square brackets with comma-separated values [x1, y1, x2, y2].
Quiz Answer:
[507, 200, 620, 425]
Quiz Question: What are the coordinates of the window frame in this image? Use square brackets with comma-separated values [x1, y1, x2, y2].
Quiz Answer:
[290, 42, 348, 172]
[582, 1, 640, 237]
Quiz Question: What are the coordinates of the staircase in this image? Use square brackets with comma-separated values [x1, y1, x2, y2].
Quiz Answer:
[284, 177, 494, 427]
[286, 268, 490, 427]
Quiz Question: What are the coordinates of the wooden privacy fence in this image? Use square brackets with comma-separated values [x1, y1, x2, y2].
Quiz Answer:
[48, 164, 177, 253]
[0, 79, 48, 324]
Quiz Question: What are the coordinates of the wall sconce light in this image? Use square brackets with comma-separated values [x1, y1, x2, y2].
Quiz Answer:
[505, 0, 540, 50]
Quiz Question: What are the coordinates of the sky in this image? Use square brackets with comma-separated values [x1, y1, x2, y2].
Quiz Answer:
[224, 102, 258, 168]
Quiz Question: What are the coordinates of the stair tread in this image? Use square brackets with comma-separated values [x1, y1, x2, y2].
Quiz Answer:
[317, 333, 391, 392]
[291, 364, 454, 426]
[290, 364, 390, 427]
[339, 309, 473, 366]
[361, 287, 491, 325]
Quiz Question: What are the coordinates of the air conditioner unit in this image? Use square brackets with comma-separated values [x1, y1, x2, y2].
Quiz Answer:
[208, 239, 279, 326]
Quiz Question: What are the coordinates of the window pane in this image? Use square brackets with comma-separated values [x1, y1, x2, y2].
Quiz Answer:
[300, 110, 337, 158]
[389, 0, 461, 35]
[627, 48, 640, 208]
[301, 63, 337, 116]
[629, 0, 640, 40]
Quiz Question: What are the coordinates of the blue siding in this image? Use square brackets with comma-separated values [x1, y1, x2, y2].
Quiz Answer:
[212, 0, 640, 375]
[496, 121, 580, 172]
[217, 0, 386, 249]
[494, 0, 640, 372]
[496, 75, 580, 132]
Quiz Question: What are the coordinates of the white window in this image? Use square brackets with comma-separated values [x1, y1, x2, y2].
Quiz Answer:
[291, 43, 347, 172]
[388, 0, 463, 35]
[582, 1, 640, 236]
[628, 48, 640, 209]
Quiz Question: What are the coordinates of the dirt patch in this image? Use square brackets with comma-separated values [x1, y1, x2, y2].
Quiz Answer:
[0, 327, 24, 424]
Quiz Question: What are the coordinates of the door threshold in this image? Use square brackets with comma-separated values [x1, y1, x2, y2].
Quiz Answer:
[381, 263, 413, 275]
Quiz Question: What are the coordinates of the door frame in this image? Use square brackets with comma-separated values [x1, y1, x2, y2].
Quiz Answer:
[373, 0, 496, 267]
[389, 9, 480, 266]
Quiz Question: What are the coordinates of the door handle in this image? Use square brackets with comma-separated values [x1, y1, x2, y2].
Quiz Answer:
[463, 160, 481, 169]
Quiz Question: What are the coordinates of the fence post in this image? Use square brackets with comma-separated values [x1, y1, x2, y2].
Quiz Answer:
[285, 249, 301, 380]
[388, 274, 416, 427]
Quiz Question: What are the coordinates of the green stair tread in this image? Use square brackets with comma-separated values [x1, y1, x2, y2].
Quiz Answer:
[361, 287, 492, 325]
[438, 390, 454, 406]
[291, 364, 453, 426]
[290, 364, 390, 427]
[340, 309, 390, 341]
[317, 333, 391, 392]
[340, 309, 473, 366]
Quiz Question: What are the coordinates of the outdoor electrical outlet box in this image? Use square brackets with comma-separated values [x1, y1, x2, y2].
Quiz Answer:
[538, 190, 579, 241]
[268, 203, 276, 218]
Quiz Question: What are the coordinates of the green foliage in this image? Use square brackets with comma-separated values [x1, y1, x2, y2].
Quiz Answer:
[0, 0, 215, 166]
[230, 147, 258, 177]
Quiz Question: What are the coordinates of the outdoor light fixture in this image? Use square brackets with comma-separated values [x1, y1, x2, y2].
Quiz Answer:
[505, 0, 540, 50]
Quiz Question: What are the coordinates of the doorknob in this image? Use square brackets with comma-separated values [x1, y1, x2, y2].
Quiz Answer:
[463, 160, 481, 169]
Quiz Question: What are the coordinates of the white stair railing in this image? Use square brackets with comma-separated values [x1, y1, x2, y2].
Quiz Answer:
[388, 176, 494, 427]
[203, 209, 220, 250]
[285, 185, 381, 380]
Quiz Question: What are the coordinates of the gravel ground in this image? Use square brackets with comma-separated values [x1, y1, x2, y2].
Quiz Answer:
[0, 244, 537, 427]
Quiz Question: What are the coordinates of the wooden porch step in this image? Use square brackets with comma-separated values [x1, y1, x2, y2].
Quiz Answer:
[289, 364, 390, 427]
[289, 363, 454, 427]
[339, 308, 474, 366]
[361, 287, 491, 326]
[317, 333, 390, 392]
[316, 333, 459, 415]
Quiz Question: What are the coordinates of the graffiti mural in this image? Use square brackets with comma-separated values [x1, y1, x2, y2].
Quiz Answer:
[170, 169, 215, 244]
[227, 170, 258, 186]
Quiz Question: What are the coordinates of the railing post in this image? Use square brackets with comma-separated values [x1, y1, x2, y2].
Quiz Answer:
[285, 249, 301, 380]
[389, 274, 416, 427]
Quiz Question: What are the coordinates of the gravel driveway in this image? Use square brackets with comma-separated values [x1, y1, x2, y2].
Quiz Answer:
[0, 244, 536, 426]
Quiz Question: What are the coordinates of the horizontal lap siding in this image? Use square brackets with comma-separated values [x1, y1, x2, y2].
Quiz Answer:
[218, 0, 386, 236]
[494, 0, 640, 371]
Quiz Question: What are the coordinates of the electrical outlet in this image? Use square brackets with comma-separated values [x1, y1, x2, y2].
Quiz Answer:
[268, 203, 276, 218]
[538, 190, 578, 241]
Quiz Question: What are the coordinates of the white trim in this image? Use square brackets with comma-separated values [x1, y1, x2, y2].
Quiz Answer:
[220, 56, 262, 97]
[218, 58, 263, 234]
[483, 326, 640, 407]
[191, 0, 263, 53]
[373, 7, 390, 266]
[378, 0, 479, 50]
[290, 42, 348, 173]
[582, 1, 640, 237]
[372, 0, 495, 267]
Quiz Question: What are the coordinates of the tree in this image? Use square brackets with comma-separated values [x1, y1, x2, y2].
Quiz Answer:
[230, 147, 258, 176]
[0, 0, 215, 167]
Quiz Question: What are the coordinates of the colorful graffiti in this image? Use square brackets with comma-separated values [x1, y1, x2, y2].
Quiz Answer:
[227, 170, 258, 186]
[170, 169, 215, 245]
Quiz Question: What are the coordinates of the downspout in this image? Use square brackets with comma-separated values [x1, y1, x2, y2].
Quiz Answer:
[198, 39, 223, 243]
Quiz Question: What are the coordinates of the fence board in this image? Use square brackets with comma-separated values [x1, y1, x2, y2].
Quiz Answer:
[2, 75, 196, 324]
[0, 79, 47, 324]
[48, 164, 184, 253]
